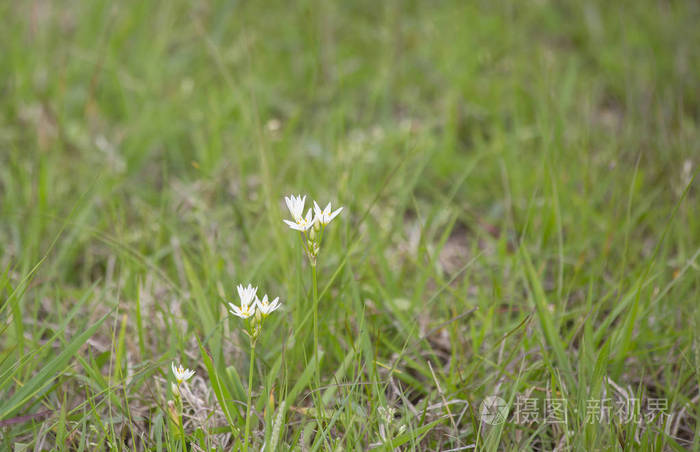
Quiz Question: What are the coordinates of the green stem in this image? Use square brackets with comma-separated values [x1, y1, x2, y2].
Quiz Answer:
[176, 384, 185, 443]
[243, 342, 256, 452]
[311, 264, 319, 388]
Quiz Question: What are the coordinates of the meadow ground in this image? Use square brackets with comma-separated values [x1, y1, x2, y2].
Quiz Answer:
[1, 1, 699, 450]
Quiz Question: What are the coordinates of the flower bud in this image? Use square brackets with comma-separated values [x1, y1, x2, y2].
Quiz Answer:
[167, 400, 179, 424]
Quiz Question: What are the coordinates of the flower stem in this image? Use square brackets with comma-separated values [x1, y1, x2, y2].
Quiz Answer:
[311, 264, 319, 388]
[175, 384, 186, 443]
[243, 342, 256, 452]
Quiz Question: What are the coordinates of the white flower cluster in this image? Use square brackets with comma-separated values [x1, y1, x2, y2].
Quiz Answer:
[228, 283, 282, 341]
[228, 284, 281, 319]
[283, 194, 343, 265]
[163, 192, 344, 451]
[283, 194, 342, 232]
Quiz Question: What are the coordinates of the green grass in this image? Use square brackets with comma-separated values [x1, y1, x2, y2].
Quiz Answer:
[1, 0, 699, 450]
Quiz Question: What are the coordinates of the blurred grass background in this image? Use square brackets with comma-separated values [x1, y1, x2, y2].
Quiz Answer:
[1, 0, 699, 450]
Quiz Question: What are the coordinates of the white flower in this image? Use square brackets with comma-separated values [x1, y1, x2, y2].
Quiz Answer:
[236, 284, 258, 308]
[229, 284, 258, 319]
[283, 194, 315, 231]
[171, 362, 195, 384]
[284, 194, 307, 222]
[284, 207, 315, 231]
[229, 302, 256, 319]
[256, 294, 281, 316]
[313, 201, 343, 225]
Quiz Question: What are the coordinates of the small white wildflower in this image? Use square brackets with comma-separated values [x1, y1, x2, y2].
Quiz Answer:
[256, 294, 281, 316]
[229, 302, 256, 319]
[283, 194, 305, 220]
[237, 284, 257, 307]
[283, 208, 314, 231]
[229, 284, 258, 319]
[282, 209, 314, 232]
[285, 194, 306, 220]
[284, 194, 316, 231]
[171, 362, 195, 385]
[313, 201, 343, 226]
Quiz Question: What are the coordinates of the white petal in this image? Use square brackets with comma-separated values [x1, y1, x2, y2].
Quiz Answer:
[229, 305, 249, 318]
[286, 222, 305, 231]
[283, 219, 298, 228]
[284, 196, 294, 216]
[328, 206, 343, 222]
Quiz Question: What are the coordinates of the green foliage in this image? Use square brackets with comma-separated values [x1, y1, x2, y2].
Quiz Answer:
[1, 0, 699, 449]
